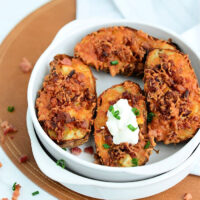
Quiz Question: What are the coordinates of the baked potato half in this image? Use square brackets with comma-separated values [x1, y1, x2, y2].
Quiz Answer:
[144, 49, 200, 144]
[36, 54, 97, 148]
[94, 81, 155, 167]
[74, 26, 177, 77]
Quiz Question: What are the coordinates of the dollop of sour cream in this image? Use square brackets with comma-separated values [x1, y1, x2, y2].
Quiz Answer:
[106, 99, 139, 145]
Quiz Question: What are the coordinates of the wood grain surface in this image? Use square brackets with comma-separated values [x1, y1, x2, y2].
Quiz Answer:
[0, 0, 199, 199]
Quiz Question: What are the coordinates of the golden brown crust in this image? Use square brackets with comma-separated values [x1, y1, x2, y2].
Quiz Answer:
[74, 26, 177, 77]
[94, 81, 156, 167]
[36, 54, 97, 148]
[144, 49, 200, 144]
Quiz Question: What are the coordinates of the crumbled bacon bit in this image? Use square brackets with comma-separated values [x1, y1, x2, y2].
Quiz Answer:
[19, 155, 28, 163]
[105, 135, 113, 146]
[0, 121, 17, 135]
[19, 57, 33, 73]
[0, 162, 2, 168]
[84, 146, 94, 154]
[12, 184, 21, 200]
[2, 198, 9, 200]
[70, 147, 82, 155]
[60, 57, 72, 66]
[183, 193, 192, 200]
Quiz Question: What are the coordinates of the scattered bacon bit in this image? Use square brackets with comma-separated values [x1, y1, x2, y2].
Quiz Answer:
[19, 155, 28, 163]
[1, 121, 17, 135]
[60, 57, 72, 65]
[84, 146, 94, 154]
[184, 193, 192, 200]
[105, 135, 113, 146]
[2, 198, 9, 200]
[12, 184, 21, 200]
[19, 57, 33, 73]
[0, 162, 2, 168]
[70, 147, 82, 156]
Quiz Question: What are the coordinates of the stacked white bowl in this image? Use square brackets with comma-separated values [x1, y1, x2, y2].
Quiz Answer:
[27, 20, 200, 200]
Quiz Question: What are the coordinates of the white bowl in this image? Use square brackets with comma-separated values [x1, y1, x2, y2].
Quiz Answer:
[27, 19, 200, 182]
[26, 109, 200, 200]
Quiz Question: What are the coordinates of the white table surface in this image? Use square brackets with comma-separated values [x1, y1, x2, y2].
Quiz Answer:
[0, 1, 57, 199]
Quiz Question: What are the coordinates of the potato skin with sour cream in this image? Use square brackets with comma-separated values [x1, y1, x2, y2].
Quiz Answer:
[94, 81, 155, 167]
[36, 54, 97, 148]
[144, 49, 200, 144]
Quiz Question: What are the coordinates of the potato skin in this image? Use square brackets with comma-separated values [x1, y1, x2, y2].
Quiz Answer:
[94, 81, 155, 167]
[144, 49, 200, 144]
[74, 26, 177, 77]
[36, 54, 97, 148]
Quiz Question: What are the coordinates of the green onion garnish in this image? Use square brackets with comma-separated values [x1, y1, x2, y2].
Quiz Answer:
[103, 144, 110, 149]
[8, 106, 14, 112]
[109, 105, 114, 112]
[62, 148, 67, 151]
[147, 112, 155, 123]
[144, 141, 151, 149]
[132, 107, 140, 116]
[12, 182, 17, 191]
[110, 60, 118, 65]
[127, 124, 137, 132]
[114, 110, 119, 116]
[56, 159, 66, 168]
[132, 158, 138, 166]
[115, 115, 120, 120]
[108, 105, 120, 120]
[32, 191, 39, 196]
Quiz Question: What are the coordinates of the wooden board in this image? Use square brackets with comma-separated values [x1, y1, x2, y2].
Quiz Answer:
[0, 0, 199, 199]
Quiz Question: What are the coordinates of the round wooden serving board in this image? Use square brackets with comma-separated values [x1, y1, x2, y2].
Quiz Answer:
[0, 0, 200, 199]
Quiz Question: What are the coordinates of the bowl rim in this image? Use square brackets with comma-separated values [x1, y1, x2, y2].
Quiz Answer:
[27, 19, 200, 174]
[27, 108, 200, 189]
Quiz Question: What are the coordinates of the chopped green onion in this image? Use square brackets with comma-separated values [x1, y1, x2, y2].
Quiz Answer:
[132, 158, 138, 166]
[12, 182, 17, 191]
[132, 107, 140, 116]
[103, 144, 110, 149]
[113, 110, 120, 120]
[62, 148, 67, 151]
[144, 141, 151, 149]
[110, 60, 118, 65]
[8, 106, 14, 112]
[127, 124, 137, 132]
[114, 110, 119, 116]
[147, 112, 155, 123]
[56, 159, 66, 168]
[108, 105, 120, 120]
[109, 105, 114, 112]
[32, 191, 39, 196]
[115, 115, 120, 120]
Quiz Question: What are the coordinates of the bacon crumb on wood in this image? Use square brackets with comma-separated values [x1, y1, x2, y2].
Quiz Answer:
[12, 184, 21, 200]
[84, 146, 94, 154]
[70, 147, 82, 155]
[0, 121, 17, 135]
[19, 57, 33, 73]
[19, 155, 28, 163]
[184, 193, 192, 200]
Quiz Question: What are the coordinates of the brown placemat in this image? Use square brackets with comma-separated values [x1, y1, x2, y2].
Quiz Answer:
[0, 0, 199, 199]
